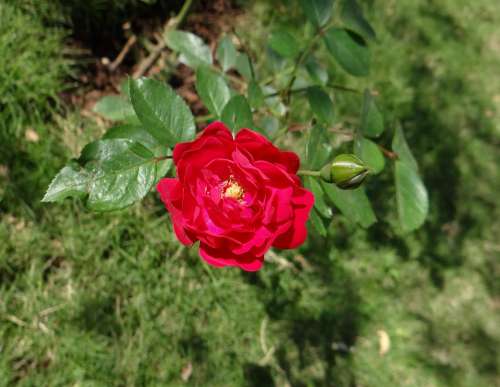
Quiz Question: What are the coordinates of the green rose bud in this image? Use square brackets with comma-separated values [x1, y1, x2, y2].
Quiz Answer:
[320, 154, 369, 189]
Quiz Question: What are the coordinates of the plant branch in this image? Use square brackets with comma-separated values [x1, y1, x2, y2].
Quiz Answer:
[297, 170, 321, 177]
[378, 145, 399, 160]
[195, 114, 214, 123]
[154, 155, 173, 162]
[231, 27, 256, 80]
[264, 83, 360, 99]
[109, 35, 137, 72]
[133, 0, 195, 78]
[327, 83, 361, 94]
[171, 0, 194, 29]
[283, 25, 328, 104]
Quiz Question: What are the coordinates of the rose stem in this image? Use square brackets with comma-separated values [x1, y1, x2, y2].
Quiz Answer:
[297, 170, 321, 177]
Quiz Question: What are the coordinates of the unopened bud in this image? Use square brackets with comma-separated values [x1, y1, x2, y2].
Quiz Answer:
[320, 154, 369, 189]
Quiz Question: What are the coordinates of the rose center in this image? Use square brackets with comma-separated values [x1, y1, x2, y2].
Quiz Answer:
[222, 177, 244, 200]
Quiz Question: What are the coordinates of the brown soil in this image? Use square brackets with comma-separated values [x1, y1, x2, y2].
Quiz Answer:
[60, 0, 242, 120]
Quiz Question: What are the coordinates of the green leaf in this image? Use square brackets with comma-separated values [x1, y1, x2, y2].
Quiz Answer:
[395, 160, 429, 232]
[354, 136, 385, 174]
[195, 66, 231, 117]
[103, 124, 159, 151]
[306, 86, 335, 126]
[129, 77, 195, 147]
[305, 58, 329, 85]
[360, 89, 384, 137]
[268, 29, 300, 58]
[235, 53, 253, 80]
[263, 85, 286, 116]
[42, 162, 89, 203]
[392, 126, 418, 171]
[43, 139, 160, 210]
[80, 139, 157, 211]
[258, 116, 279, 137]
[164, 30, 212, 69]
[321, 181, 376, 227]
[341, 0, 376, 41]
[323, 28, 370, 77]
[248, 80, 264, 109]
[155, 158, 172, 183]
[298, 0, 334, 27]
[391, 126, 428, 232]
[221, 95, 254, 131]
[93, 95, 135, 122]
[306, 125, 332, 170]
[304, 176, 332, 218]
[103, 124, 172, 180]
[120, 78, 131, 98]
[309, 208, 327, 237]
[216, 35, 238, 72]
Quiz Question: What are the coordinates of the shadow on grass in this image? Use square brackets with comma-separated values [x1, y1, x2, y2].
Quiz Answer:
[75, 295, 122, 338]
[244, 238, 363, 386]
[364, 58, 498, 288]
[244, 363, 275, 387]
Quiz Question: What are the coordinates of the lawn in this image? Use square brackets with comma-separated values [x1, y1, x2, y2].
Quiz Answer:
[0, 0, 499, 386]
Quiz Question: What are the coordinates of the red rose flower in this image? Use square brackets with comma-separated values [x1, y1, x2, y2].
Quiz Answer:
[157, 122, 314, 271]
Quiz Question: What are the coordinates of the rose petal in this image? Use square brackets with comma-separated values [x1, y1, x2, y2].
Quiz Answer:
[273, 187, 314, 249]
[174, 121, 233, 164]
[157, 178, 194, 245]
[175, 138, 233, 180]
[236, 129, 300, 174]
[199, 243, 264, 271]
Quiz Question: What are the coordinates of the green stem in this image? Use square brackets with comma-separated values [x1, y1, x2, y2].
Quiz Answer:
[297, 170, 321, 177]
[260, 66, 295, 86]
[272, 126, 289, 142]
[327, 83, 361, 94]
[283, 25, 327, 104]
[195, 114, 214, 123]
[171, 0, 194, 29]
[154, 155, 173, 162]
[133, 0, 194, 78]
[378, 144, 399, 160]
[264, 83, 360, 99]
[231, 27, 256, 80]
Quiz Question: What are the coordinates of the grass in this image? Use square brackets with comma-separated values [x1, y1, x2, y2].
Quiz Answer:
[0, 2, 70, 136]
[1, 0, 500, 386]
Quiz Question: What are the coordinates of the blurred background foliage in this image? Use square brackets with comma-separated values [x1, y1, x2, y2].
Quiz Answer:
[0, 0, 499, 386]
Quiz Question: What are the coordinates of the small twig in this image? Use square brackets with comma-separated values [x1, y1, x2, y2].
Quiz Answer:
[297, 170, 321, 177]
[266, 250, 297, 271]
[231, 27, 255, 79]
[328, 83, 361, 94]
[5, 315, 27, 327]
[154, 155, 173, 162]
[378, 144, 399, 160]
[265, 83, 360, 99]
[109, 35, 137, 72]
[283, 27, 326, 104]
[329, 127, 355, 137]
[195, 114, 214, 123]
[171, 245, 186, 261]
[132, 0, 194, 78]
[264, 87, 308, 99]
[133, 42, 165, 79]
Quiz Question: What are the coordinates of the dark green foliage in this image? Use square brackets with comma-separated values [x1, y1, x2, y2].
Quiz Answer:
[195, 66, 232, 117]
[222, 95, 254, 130]
[323, 28, 371, 76]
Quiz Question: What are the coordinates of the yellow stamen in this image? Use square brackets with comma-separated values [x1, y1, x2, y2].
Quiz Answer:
[223, 177, 244, 200]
